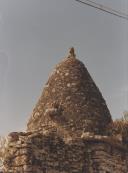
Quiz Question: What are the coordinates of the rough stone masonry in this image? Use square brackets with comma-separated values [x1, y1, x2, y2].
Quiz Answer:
[3, 48, 128, 173]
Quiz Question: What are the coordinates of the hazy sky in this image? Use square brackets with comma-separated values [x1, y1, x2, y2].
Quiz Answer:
[0, 0, 128, 135]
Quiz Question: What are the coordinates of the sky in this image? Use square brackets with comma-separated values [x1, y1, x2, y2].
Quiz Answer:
[0, 0, 128, 135]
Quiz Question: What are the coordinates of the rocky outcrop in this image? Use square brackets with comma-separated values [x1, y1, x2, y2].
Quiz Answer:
[3, 48, 128, 173]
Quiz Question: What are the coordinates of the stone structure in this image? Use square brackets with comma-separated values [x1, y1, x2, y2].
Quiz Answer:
[3, 48, 128, 173]
[27, 47, 112, 135]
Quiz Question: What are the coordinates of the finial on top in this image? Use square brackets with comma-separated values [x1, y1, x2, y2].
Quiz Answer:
[68, 47, 76, 58]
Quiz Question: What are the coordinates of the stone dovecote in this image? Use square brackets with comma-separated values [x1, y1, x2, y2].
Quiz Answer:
[27, 48, 112, 136]
[3, 48, 128, 173]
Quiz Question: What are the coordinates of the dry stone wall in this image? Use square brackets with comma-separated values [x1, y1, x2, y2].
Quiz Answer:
[3, 131, 128, 173]
[84, 141, 128, 173]
[27, 51, 112, 135]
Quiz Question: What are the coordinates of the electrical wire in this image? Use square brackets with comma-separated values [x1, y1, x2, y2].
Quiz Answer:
[75, 0, 128, 20]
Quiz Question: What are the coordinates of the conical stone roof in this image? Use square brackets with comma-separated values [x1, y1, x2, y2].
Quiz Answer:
[27, 48, 112, 136]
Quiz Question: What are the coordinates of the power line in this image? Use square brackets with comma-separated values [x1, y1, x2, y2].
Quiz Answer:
[75, 0, 128, 20]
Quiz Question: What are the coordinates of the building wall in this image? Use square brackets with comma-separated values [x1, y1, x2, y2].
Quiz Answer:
[3, 132, 128, 173]
[84, 141, 128, 173]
